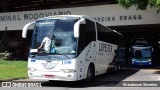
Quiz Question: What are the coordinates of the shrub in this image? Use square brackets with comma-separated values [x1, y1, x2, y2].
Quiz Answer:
[0, 51, 12, 60]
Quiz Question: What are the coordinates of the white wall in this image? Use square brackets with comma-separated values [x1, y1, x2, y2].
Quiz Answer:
[0, 4, 160, 31]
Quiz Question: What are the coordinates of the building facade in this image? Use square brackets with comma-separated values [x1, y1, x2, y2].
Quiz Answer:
[0, 0, 160, 64]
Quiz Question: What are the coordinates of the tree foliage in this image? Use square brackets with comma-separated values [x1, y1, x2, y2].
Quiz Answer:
[117, 0, 160, 12]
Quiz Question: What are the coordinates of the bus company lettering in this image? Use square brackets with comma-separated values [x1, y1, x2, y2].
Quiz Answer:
[99, 43, 112, 52]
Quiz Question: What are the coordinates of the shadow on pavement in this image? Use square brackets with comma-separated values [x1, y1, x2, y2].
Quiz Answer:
[154, 71, 160, 74]
[131, 64, 160, 70]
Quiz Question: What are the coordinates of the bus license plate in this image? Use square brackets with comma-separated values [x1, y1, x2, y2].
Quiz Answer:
[45, 75, 54, 78]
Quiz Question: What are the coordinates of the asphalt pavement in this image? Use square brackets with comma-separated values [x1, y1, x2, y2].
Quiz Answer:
[0, 65, 160, 90]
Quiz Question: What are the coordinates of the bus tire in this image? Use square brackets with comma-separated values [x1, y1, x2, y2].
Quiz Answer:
[114, 61, 121, 73]
[118, 61, 122, 72]
[114, 63, 118, 73]
[86, 64, 95, 81]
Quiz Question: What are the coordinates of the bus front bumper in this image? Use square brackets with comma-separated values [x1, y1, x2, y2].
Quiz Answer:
[28, 71, 78, 81]
[132, 61, 152, 66]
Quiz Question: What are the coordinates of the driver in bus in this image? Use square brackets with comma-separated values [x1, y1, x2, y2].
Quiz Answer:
[38, 33, 52, 53]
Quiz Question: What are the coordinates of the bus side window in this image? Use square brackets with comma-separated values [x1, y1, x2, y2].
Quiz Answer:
[78, 19, 96, 55]
[78, 24, 86, 53]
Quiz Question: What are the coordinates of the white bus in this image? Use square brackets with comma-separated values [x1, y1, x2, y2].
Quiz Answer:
[22, 15, 125, 81]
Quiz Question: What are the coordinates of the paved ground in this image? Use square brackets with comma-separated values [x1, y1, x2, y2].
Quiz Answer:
[0, 65, 160, 90]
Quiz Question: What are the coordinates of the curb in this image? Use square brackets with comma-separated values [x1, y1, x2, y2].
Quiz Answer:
[0, 77, 28, 82]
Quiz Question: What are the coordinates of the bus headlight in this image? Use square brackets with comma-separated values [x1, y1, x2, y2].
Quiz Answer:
[148, 59, 151, 62]
[28, 67, 37, 72]
[61, 69, 76, 73]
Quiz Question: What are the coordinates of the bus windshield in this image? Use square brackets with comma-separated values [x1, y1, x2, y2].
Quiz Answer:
[31, 17, 78, 55]
[133, 48, 152, 59]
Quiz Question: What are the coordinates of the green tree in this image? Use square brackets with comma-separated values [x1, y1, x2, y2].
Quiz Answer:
[117, 0, 160, 12]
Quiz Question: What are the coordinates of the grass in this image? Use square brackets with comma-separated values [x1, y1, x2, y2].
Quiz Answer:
[0, 60, 28, 80]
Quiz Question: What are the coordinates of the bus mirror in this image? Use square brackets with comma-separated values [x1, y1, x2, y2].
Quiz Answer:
[74, 18, 86, 38]
[22, 21, 35, 38]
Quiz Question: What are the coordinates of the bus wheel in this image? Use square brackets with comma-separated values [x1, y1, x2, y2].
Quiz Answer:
[118, 61, 122, 71]
[86, 65, 94, 81]
[114, 63, 118, 73]
[114, 62, 121, 73]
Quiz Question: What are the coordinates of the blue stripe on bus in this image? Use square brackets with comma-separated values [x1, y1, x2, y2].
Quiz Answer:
[31, 60, 36, 62]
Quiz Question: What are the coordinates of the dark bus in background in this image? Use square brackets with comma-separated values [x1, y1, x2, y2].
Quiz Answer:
[131, 38, 153, 66]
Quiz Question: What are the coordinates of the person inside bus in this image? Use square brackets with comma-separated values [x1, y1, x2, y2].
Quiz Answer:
[38, 32, 52, 53]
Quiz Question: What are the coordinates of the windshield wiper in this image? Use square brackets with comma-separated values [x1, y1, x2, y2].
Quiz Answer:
[57, 54, 70, 59]
[30, 52, 50, 57]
